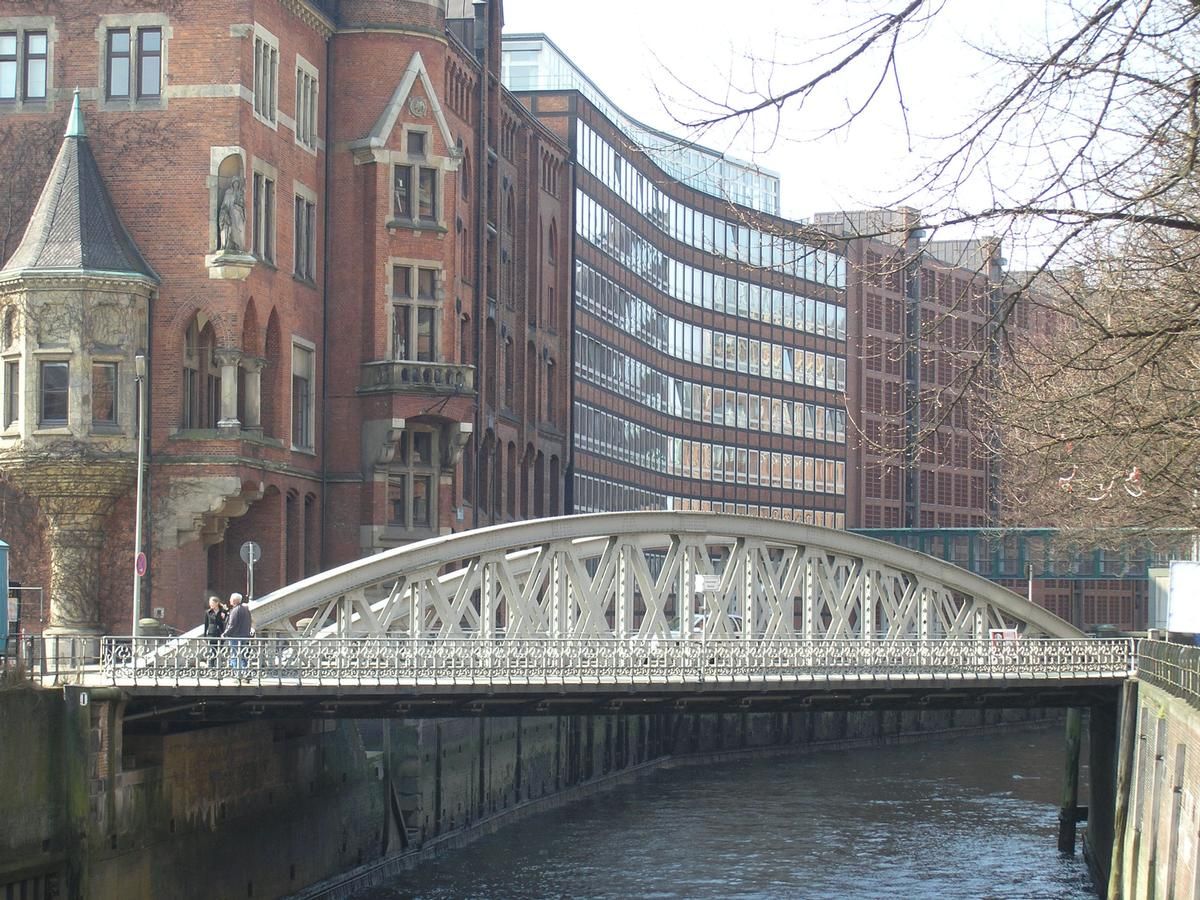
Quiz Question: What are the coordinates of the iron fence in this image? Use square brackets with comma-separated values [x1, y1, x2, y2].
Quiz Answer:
[1136, 640, 1200, 709]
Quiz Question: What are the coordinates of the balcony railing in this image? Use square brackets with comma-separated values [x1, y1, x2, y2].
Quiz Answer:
[360, 360, 476, 395]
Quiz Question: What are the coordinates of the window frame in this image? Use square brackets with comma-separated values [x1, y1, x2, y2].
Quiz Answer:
[251, 160, 277, 264]
[2, 358, 18, 429]
[37, 359, 69, 427]
[105, 28, 131, 99]
[389, 127, 442, 228]
[290, 339, 315, 452]
[252, 26, 279, 126]
[22, 30, 46, 101]
[95, 16, 167, 110]
[294, 54, 319, 150]
[0, 32, 16, 101]
[136, 26, 161, 99]
[293, 182, 317, 282]
[389, 261, 441, 362]
[0, 21, 53, 108]
[387, 428, 439, 531]
[90, 360, 119, 427]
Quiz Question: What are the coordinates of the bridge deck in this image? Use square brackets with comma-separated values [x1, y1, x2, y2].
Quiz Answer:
[22, 636, 1135, 722]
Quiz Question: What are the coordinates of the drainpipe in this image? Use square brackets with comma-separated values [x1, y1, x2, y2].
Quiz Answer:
[472, 0, 489, 528]
[319, 29, 334, 568]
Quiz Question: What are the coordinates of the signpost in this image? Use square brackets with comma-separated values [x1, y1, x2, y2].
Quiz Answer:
[240, 540, 262, 601]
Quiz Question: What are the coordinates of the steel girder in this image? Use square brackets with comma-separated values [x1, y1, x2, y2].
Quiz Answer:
[219, 513, 1083, 641]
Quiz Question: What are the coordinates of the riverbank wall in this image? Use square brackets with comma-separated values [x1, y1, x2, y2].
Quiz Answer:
[0, 687, 1060, 900]
[1106, 643, 1200, 899]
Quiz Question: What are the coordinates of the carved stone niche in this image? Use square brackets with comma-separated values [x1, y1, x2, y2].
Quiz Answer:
[205, 150, 255, 280]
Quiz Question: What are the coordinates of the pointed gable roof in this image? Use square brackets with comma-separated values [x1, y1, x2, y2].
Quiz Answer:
[354, 52, 460, 163]
[1, 91, 157, 283]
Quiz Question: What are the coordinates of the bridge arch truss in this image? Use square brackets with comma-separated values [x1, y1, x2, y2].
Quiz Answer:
[245, 513, 1082, 642]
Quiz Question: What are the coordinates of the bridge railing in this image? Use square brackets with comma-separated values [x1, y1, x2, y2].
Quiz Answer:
[3, 635, 99, 685]
[1136, 640, 1200, 709]
[94, 636, 1136, 689]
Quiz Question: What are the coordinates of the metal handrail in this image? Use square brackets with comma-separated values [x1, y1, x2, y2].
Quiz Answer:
[1136, 639, 1200, 709]
[86, 635, 1137, 690]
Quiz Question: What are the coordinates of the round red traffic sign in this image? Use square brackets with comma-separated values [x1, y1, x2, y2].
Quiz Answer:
[135, 552, 147, 577]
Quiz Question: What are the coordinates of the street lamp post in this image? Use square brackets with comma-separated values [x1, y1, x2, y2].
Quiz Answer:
[132, 353, 147, 639]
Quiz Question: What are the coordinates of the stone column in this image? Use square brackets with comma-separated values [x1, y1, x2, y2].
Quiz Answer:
[0, 457, 135, 637]
[215, 348, 242, 430]
[241, 356, 264, 431]
[42, 507, 108, 634]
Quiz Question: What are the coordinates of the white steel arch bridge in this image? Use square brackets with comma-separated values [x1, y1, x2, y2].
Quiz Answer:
[96, 513, 1132, 721]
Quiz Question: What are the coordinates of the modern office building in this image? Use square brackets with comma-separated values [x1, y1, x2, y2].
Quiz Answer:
[504, 35, 850, 527]
[814, 208, 1002, 529]
[0, 0, 571, 636]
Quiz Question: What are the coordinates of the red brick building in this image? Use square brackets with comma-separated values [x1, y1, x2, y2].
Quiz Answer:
[0, 0, 570, 636]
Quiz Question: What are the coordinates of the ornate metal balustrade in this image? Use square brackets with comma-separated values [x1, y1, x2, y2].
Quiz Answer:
[234, 512, 1087, 643]
[359, 360, 475, 394]
[97, 636, 1135, 690]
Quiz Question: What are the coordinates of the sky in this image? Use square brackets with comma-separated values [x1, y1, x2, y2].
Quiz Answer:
[500, 0, 1060, 234]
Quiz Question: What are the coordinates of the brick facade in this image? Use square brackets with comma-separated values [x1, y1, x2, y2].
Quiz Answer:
[0, 0, 570, 635]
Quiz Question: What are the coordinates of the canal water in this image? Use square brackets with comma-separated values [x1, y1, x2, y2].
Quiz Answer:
[356, 726, 1096, 899]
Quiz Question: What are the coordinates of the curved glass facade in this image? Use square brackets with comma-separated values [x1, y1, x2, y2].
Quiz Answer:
[502, 35, 781, 215]
[507, 40, 847, 529]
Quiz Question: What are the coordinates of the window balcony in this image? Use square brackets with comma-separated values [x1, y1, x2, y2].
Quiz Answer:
[359, 360, 476, 395]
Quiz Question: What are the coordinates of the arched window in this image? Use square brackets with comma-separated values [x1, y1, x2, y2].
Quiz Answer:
[547, 219, 557, 265]
[182, 319, 220, 429]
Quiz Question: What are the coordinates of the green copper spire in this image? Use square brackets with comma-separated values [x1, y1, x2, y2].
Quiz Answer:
[65, 88, 85, 138]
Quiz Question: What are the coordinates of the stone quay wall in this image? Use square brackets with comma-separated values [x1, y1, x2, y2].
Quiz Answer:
[0, 686, 1061, 900]
[1109, 650, 1200, 899]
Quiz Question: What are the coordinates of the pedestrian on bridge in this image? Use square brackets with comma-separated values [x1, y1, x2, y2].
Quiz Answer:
[202, 596, 226, 668]
[222, 592, 252, 678]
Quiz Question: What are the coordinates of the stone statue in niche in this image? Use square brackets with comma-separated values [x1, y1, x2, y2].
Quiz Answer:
[217, 175, 247, 253]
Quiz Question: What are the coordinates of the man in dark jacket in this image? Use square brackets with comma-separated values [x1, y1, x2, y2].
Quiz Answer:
[222, 592, 252, 676]
[202, 596, 226, 667]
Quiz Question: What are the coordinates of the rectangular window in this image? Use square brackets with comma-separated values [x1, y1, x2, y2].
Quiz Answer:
[181, 365, 197, 429]
[137, 27, 161, 98]
[293, 195, 315, 281]
[91, 362, 117, 425]
[393, 166, 412, 219]
[23, 32, 46, 100]
[291, 343, 313, 449]
[392, 266, 439, 362]
[253, 172, 275, 263]
[393, 164, 438, 223]
[3, 360, 18, 427]
[39, 360, 68, 424]
[418, 168, 437, 220]
[388, 432, 436, 529]
[106, 29, 131, 98]
[0, 33, 15, 100]
[295, 64, 318, 148]
[387, 474, 407, 526]
[253, 35, 277, 122]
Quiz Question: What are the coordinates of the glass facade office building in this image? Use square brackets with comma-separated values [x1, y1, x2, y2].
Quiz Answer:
[504, 36, 848, 526]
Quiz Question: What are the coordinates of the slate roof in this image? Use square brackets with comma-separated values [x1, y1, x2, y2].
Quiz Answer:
[0, 92, 157, 282]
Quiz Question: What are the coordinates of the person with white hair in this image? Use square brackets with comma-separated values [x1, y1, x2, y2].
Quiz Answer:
[222, 592, 252, 678]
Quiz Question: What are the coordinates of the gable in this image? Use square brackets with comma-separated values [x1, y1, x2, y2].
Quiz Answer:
[353, 51, 460, 166]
